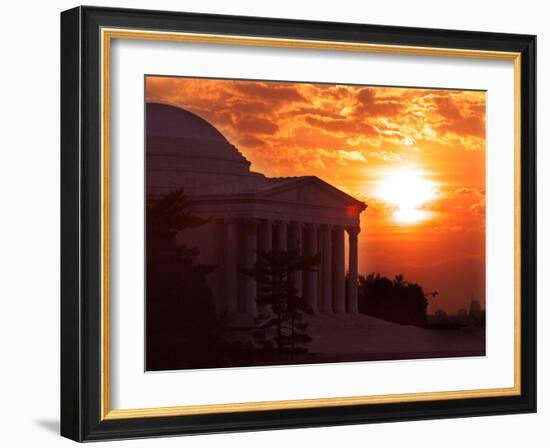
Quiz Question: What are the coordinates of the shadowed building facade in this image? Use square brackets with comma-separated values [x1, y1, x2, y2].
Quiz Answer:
[147, 103, 367, 319]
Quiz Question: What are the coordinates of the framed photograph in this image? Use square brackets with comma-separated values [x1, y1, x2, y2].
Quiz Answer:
[60, 6, 536, 442]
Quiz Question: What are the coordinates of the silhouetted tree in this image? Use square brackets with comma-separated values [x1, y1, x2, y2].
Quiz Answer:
[432, 309, 449, 325]
[245, 248, 321, 361]
[456, 308, 469, 324]
[146, 189, 221, 370]
[357, 273, 429, 326]
[468, 299, 486, 326]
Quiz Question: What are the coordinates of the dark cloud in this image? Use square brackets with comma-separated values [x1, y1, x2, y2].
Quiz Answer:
[433, 96, 486, 138]
[226, 99, 272, 115]
[237, 134, 265, 148]
[433, 97, 463, 121]
[439, 116, 485, 138]
[235, 116, 279, 135]
[284, 126, 349, 151]
[305, 116, 377, 136]
[354, 87, 404, 117]
[231, 82, 306, 104]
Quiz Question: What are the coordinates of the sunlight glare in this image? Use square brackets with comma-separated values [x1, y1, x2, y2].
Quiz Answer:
[375, 168, 438, 224]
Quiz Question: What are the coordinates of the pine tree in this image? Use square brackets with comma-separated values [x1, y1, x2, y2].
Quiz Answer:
[245, 248, 320, 361]
[146, 189, 220, 370]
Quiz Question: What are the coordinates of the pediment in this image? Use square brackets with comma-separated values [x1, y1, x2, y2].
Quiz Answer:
[257, 177, 366, 211]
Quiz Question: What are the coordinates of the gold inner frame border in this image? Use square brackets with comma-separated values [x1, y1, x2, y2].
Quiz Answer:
[100, 27, 522, 421]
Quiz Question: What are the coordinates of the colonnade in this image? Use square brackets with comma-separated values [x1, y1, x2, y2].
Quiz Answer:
[219, 219, 360, 317]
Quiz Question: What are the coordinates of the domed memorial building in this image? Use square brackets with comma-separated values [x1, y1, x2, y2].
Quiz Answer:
[147, 102, 367, 319]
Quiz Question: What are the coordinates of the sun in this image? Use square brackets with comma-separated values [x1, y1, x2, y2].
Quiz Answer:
[375, 168, 438, 224]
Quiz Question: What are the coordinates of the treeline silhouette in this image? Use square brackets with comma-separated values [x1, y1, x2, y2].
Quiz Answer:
[428, 300, 485, 329]
[357, 273, 433, 326]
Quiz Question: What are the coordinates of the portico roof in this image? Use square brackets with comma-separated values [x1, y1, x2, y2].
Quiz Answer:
[195, 175, 367, 211]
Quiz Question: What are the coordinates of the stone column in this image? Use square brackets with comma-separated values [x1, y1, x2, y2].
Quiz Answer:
[225, 219, 238, 315]
[256, 219, 272, 314]
[259, 219, 273, 254]
[346, 227, 360, 314]
[304, 223, 319, 313]
[244, 219, 258, 317]
[320, 224, 333, 314]
[212, 219, 225, 314]
[289, 222, 303, 298]
[275, 220, 288, 251]
[332, 225, 346, 313]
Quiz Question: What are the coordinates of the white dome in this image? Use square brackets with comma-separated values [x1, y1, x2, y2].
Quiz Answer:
[146, 103, 262, 196]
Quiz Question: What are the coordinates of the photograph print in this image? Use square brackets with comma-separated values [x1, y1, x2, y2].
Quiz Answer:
[145, 76, 486, 372]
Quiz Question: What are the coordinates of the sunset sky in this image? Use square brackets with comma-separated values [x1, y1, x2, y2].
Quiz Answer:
[146, 76, 486, 314]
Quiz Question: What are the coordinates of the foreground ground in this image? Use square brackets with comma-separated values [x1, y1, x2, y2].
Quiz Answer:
[305, 313, 485, 363]
[148, 313, 486, 371]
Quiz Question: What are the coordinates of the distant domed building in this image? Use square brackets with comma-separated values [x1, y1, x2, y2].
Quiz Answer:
[147, 102, 367, 318]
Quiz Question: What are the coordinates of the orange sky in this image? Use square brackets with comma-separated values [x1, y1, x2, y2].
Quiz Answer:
[146, 76, 486, 314]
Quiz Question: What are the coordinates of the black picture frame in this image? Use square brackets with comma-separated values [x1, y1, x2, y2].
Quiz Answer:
[61, 5, 536, 442]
